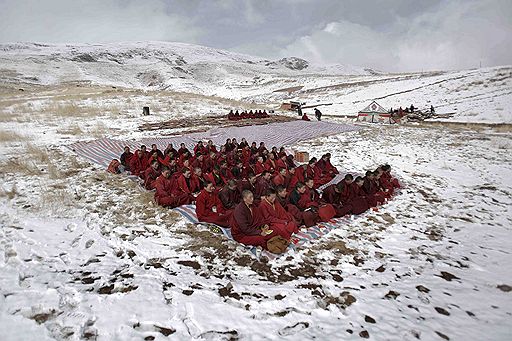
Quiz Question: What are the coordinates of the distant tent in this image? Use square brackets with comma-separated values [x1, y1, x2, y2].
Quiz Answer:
[357, 101, 393, 124]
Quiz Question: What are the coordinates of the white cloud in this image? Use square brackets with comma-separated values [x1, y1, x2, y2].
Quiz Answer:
[277, 0, 512, 71]
[0, 0, 202, 44]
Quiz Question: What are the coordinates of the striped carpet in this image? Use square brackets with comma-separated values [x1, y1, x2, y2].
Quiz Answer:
[65, 120, 360, 167]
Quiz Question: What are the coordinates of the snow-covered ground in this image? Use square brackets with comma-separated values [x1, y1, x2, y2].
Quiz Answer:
[1, 42, 511, 340]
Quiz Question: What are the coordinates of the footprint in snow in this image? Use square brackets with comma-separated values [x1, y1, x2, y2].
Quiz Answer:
[278, 322, 309, 336]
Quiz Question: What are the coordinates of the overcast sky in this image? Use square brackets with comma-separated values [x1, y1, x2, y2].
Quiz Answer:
[0, 0, 511, 72]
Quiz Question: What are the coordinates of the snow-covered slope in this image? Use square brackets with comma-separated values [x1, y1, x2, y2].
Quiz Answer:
[0, 41, 510, 123]
[0, 42, 374, 96]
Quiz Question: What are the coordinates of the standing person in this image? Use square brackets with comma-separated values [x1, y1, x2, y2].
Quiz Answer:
[314, 108, 322, 121]
[297, 103, 303, 117]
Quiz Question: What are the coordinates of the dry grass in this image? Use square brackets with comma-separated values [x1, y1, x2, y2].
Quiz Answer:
[0, 157, 42, 176]
[0, 184, 18, 199]
[26, 143, 50, 162]
[57, 123, 84, 135]
[0, 130, 29, 142]
[89, 121, 109, 138]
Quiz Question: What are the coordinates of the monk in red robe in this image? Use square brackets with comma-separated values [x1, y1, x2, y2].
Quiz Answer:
[218, 179, 241, 210]
[204, 165, 226, 189]
[254, 156, 266, 175]
[380, 164, 401, 194]
[349, 176, 370, 214]
[120, 146, 133, 171]
[321, 182, 352, 217]
[275, 185, 304, 228]
[273, 167, 287, 187]
[363, 171, 386, 205]
[230, 190, 281, 249]
[164, 143, 178, 159]
[129, 147, 150, 178]
[195, 182, 232, 228]
[154, 167, 181, 208]
[288, 182, 319, 227]
[287, 167, 299, 191]
[254, 171, 272, 200]
[189, 167, 205, 194]
[275, 154, 288, 171]
[176, 167, 197, 200]
[177, 143, 190, 156]
[150, 144, 164, 159]
[144, 160, 162, 190]
[259, 189, 298, 239]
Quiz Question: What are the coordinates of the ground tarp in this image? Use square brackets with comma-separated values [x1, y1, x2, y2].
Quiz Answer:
[65, 121, 360, 167]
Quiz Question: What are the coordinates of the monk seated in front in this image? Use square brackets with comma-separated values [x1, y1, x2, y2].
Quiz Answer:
[259, 188, 299, 239]
[230, 190, 285, 249]
[195, 181, 233, 228]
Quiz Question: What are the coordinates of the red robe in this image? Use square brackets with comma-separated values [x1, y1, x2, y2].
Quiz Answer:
[230, 202, 278, 248]
[348, 183, 370, 214]
[259, 198, 298, 239]
[321, 184, 352, 217]
[218, 186, 241, 210]
[177, 174, 193, 194]
[254, 162, 265, 175]
[154, 175, 188, 208]
[273, 174, 285, 187]
[275, 159, 288, 171]
[144, 167, 161, 190]
[129, 151, 150, 178]
[254, 177, 271, 199]
[189, 174, 204, 193]
[195, 189, 232, 228]
[288, 189, 319, 227]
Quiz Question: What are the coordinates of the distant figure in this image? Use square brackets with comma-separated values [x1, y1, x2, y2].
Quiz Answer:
[314, 108, 322, 121]
[410, 104, 415, 112]
[389, 107, 393, 113]
[297, 104, 302, 117]
[430, 105, 435, 114]
[301, 113, 311, 121]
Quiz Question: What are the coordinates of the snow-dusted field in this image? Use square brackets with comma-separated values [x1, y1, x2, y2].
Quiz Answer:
[1, 42, 511, 340]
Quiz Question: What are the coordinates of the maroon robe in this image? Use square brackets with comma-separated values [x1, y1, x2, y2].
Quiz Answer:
[321, 184, 352, 217]
[230, 202, 277, 248]
[259, 198, 298, 239]
[218, 186, 241, 210]
[144, 167, 161, 190]
[195, 189, 232, 228]
[154, 175, 184, 208]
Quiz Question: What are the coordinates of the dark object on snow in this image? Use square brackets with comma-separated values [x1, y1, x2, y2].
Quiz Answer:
[143, 106, 150, 116]
[314, 108, 322, 121]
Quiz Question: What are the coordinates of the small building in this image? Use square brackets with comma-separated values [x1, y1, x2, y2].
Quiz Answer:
[280, 101, 302, 111]
[357, 101, 393, 124]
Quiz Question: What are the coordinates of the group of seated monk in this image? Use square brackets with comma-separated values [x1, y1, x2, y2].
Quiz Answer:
[112, 138, 401, 253]
[227, 109, 270, 120]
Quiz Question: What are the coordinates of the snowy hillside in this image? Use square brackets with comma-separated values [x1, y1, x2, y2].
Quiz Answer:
[1, 42, 510, 124]
[0, 41, 373, 96]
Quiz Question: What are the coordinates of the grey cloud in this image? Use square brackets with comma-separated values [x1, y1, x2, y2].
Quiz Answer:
[0, 0, 510, 72]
